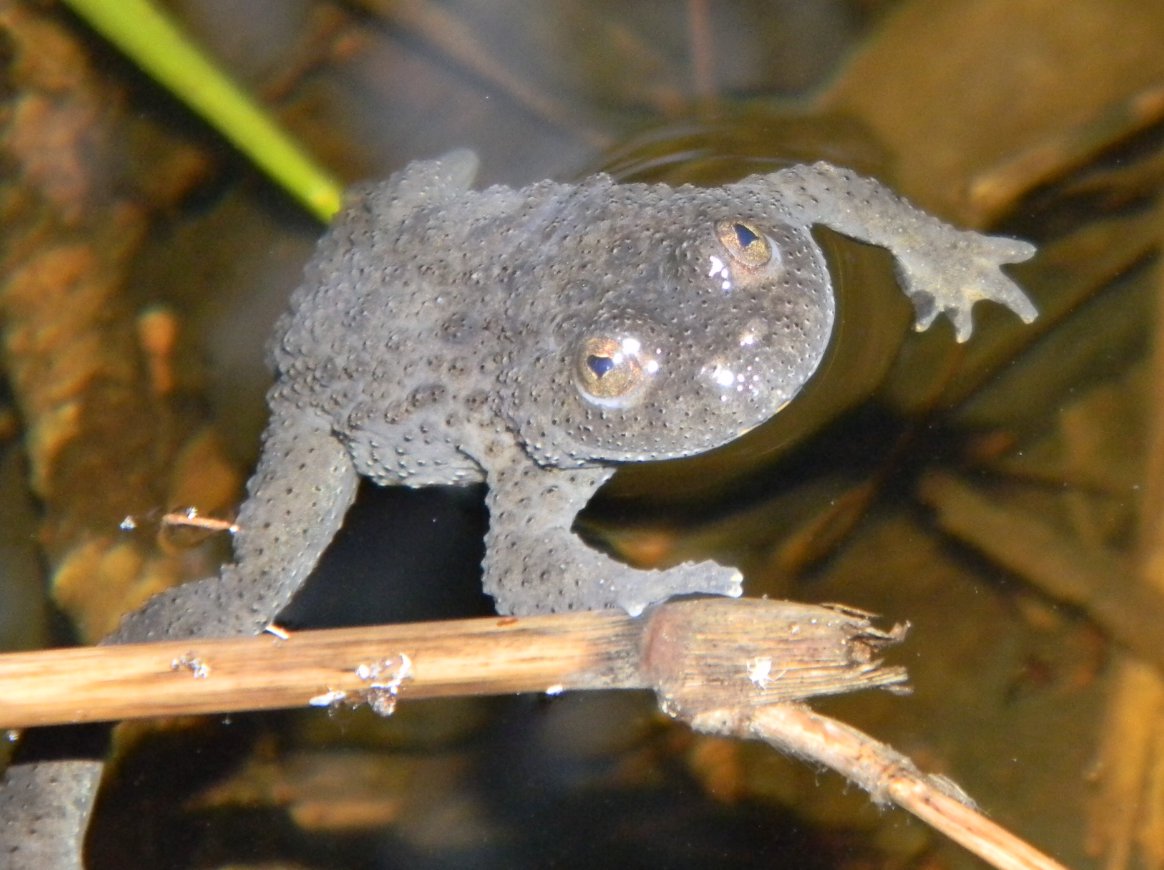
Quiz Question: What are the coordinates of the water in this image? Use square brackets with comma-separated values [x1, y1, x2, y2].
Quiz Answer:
[6, 1, 1163, 867]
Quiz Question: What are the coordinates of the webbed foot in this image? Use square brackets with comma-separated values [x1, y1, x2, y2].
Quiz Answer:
[898, 231, 1037, 342]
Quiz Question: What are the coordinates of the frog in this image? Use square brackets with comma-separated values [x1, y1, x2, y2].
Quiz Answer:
[110, 151, 1036, 642]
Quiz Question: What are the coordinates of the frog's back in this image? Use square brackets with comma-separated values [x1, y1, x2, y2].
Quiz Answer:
[268, 165, 567, 486]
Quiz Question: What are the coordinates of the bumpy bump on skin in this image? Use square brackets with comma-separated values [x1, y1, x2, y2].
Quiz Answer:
[114, 153, 1036, 634]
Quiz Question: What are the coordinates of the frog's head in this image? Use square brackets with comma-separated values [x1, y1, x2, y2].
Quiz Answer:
[501, 184, 835, 467]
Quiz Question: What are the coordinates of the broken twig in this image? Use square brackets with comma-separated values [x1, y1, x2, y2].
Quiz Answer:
[0, 598, 905, 729]
[0, 595, 1072, 869]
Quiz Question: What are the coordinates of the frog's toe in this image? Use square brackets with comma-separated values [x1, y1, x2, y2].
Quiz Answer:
[982, 273, 1039, 325]
[906, 289, 940, 332]
[944, 270, 1037, 343]
[986, 235, 1037, 265]
[969, 236, 1038, 324]
[947, 305, 975, 343]
[614, 560, 743, 616]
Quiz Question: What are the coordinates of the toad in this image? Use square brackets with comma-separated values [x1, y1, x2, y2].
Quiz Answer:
[113, 152, 1036, 639]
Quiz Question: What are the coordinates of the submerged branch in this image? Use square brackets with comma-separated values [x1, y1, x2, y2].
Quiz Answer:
[690, 703, 1069, 870]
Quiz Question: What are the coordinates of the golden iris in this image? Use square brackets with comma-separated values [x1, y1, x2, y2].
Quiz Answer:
[715, 219, 771, 268]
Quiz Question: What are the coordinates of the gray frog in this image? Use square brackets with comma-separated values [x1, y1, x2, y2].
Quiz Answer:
[112, 152, 1036, 641]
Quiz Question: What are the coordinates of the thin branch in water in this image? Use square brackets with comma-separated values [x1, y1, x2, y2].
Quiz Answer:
[687, 0, 716, 105]
[689, 703, 1069, 870]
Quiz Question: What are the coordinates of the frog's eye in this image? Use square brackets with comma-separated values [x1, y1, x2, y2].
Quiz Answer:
[574, 335, 657, 407]
[715, 219, 772, 268]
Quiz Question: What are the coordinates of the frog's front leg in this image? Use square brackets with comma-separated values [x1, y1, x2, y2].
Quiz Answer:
[482, 445, 742, 616]
[109, 401, 358, 642]
[765, 162, 1037, 341]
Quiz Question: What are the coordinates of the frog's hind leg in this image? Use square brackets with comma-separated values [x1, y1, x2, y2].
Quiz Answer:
[482, 446, 742, 616]
[109, 402, 358, 642]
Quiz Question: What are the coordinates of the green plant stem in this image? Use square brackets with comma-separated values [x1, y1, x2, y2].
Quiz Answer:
[63, 0, 343, 221]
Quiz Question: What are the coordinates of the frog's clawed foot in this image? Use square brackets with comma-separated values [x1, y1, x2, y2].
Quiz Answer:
[901, 233, 1037, 343]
